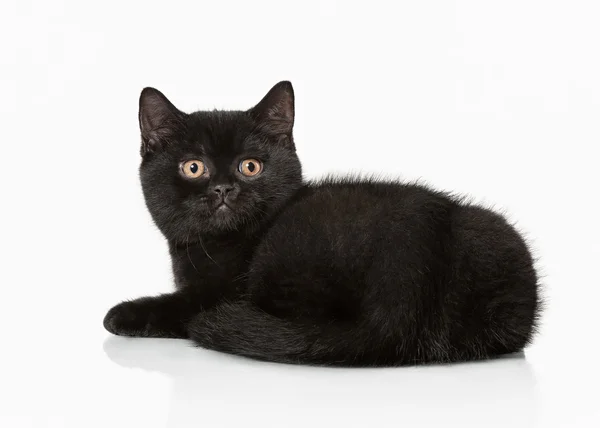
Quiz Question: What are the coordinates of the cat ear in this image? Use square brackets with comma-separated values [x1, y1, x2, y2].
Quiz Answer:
[250, 81, 295, 135]
[138, 87, 186, 154]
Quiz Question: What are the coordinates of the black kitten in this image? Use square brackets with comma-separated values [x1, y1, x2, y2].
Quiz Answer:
[104, 81, 540, 366]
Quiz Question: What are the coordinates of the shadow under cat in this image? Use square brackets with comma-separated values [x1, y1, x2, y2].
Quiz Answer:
[104, 336, 537, 428]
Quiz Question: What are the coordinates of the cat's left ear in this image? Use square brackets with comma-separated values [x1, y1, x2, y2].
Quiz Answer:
[138, 87, 186, 155]
[249, 81, 295, 136]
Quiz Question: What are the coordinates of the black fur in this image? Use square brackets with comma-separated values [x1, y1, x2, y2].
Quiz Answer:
[104, 81, 540, 366]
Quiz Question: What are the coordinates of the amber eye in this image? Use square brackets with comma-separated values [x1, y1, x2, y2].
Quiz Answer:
[181, 160, 205, 178]
[238, 159, 262, 177]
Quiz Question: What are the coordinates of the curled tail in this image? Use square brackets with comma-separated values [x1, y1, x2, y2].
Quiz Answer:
[187, 301, 533, 366]
[187, 302, 372, 366]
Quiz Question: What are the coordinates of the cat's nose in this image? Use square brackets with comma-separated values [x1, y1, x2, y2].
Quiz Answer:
[212, 184, 234, 197]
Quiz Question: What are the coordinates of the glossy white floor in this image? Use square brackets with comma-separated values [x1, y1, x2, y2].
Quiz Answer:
[3, 1, 600, 427]
[6, 296, 600, 428]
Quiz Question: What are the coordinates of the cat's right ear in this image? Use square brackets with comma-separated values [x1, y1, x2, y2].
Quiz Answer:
[249, 81, 295, 136]
[138, 88, 186, 155]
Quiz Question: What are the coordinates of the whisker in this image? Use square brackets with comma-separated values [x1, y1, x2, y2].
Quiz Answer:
[186, 227, 200, 274]
[198, 233, 220, 268]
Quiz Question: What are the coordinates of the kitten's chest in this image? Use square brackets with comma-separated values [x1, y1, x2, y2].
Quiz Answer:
[169, 239, 253, 293]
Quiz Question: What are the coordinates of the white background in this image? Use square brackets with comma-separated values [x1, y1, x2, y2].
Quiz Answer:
[1, 1, 599, 427]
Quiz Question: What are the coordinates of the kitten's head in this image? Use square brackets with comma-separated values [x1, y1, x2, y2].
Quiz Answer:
[138, 81, 302, 242]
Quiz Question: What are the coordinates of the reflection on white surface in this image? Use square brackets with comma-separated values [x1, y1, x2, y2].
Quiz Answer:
[104, 336, 536, 428]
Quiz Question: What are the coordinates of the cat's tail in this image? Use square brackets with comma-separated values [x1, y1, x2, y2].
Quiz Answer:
[187, 301, 373, 366]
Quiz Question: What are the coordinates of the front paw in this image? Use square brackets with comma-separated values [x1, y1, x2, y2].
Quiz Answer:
[103, 300, 151, 337]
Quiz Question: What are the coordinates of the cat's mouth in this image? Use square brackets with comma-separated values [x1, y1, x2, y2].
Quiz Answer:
[214, 202, 233, 213]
